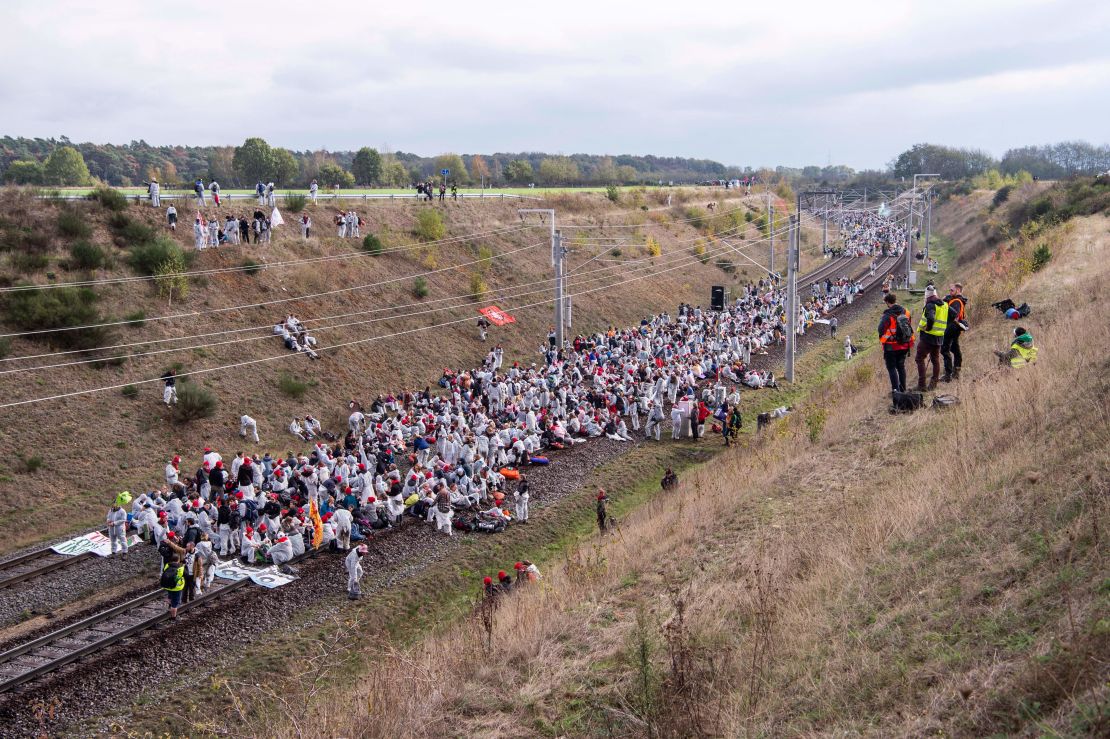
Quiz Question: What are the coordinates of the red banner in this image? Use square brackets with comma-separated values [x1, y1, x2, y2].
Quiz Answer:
[479, 305, 516, 326]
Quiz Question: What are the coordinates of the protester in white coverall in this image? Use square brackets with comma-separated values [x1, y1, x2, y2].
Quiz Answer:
[346, 544, 367, 599]
[148, 180, 160, 207]
[670, 402, 684, 440]
[514, 474, 530, 523]
[268, 534, 293, 569]
[193, 217, 206, 250]
[240, 414, 260, 443]
[106, 504, 129, 555]
[334, 504, 352, 551]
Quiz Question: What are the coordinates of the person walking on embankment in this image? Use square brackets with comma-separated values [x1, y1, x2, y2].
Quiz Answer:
[942, 283, 969, 382]
[878, 292, 914, 394]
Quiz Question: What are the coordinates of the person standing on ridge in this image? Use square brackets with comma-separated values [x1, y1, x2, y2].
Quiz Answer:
[877, 292, 914, 394]
[915, 285, 948, 391]
[942, 282, 968, 382]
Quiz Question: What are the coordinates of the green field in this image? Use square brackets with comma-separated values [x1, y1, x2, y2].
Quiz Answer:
[47, 185, 645, 197]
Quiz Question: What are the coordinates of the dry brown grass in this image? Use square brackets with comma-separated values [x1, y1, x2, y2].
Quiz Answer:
[277, 214, 1110, 738]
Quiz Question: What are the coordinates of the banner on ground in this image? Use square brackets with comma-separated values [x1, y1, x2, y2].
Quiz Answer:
[479, 305, 516, 326]
[52, 531, 141, 557]
[214, 559, 298, 589]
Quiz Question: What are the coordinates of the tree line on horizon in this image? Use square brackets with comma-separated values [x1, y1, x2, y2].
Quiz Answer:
[1, 135, 1106, 190]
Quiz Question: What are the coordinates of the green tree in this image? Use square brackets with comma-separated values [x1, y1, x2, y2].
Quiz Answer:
[433, 153, 469, 185]
[3, 160, 45, 185]
[44, 146, 90, 185]
[271, 148, 300, 185]
[504, 159, 534, 184]
[538, 156, 579, 186]
[380, 159, 409, 187]
[352, 147, 383, 185]
[232, 137, 274, 183]
[317, 163, 355, 188]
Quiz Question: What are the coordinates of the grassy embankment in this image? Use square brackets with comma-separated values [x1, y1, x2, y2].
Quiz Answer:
[116, 239, 944, 737]
[280, 190, 1106, 737]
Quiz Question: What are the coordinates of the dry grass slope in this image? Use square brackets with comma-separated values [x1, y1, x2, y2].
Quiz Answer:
[285, 212, 1109, 737]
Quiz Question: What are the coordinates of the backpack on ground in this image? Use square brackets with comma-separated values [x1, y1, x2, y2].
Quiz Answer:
[893, 313, 914, 344]
[891, 390, 924, 413]
[932, 394, 960, 409]
[159, 564, 179, 589]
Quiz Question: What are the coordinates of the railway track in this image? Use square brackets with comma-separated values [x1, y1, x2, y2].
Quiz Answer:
[0, 536, 106, 590]
[0, 552, 313, 694]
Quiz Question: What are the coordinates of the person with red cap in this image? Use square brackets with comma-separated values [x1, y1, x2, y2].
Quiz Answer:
[482, 575, 497, 598]
[497, 570, 513, 594]
[165, 456, 180, 489]
[241, 525, 261, 564]
[345, 543, 368, 599]
[596, 489, 609, 533]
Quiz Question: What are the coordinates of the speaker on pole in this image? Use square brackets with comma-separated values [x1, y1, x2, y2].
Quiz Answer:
[710, 285, 725, 311]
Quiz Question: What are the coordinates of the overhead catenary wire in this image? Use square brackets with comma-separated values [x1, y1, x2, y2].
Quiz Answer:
[0, 215, 809, 362]
[0, 220, 801, 375]
[0, 240, 549, 340]
[0, 229, 785, 409]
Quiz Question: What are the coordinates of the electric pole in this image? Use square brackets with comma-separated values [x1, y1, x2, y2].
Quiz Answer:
[767, 193, 775, 276]
[785, 214, 798, 383]
[821, 193, 829, 254]
[517, 208, 566, 347]
[924, 193, 932, 263]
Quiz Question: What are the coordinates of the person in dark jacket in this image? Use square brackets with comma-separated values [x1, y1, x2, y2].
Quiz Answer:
[208, 462, 226, 500]
[915, 285, 948, 391]
[877, 293, 914, 393]
[941, 283, 968, 382]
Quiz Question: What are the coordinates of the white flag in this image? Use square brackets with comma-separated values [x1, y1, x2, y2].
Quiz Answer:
[271, 207, 285, 227]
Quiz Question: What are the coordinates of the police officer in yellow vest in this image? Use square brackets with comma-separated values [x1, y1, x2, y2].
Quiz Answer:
[914, 285, 949, 391]
[161, 555, 186, 619]
[995, 326, 1038, 368]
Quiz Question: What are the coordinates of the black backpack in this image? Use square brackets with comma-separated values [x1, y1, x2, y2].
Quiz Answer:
[228, 507, 241, 528]
[158, 540, 174, 562]
[893, 313, 914, 344]
[891, 391, 924, 413]
[159, 564, 180, 589]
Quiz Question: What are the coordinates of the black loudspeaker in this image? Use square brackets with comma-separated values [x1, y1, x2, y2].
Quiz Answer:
[710, 285, 725, 311]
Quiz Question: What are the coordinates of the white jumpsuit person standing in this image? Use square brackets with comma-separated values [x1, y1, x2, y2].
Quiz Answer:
[513, 474, 530, 523]
[334, 505, 352, 551]
[193, 217, 206, 250]
[309, 179, 318, 205]
[345, 544, 367, 600]
[107, 504, 129, 556]
[240, 414, 260, 443]
[149, 180, 160, 207]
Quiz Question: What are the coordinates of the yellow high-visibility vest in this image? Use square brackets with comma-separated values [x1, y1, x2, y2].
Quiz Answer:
[1010, 343, 1038, 367]
[919, 300, 949, 337]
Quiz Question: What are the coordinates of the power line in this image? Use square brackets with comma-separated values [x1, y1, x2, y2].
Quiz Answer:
[0, 240, 547, 340]
[0, 222, 796, 374]
[0, 231, 777, 409]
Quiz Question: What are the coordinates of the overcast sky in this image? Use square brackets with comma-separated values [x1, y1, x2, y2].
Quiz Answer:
[2, 0, 1107, 169]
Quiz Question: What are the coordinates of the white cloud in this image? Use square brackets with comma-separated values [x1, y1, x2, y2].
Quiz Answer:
[1, 0, 1107, 168]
